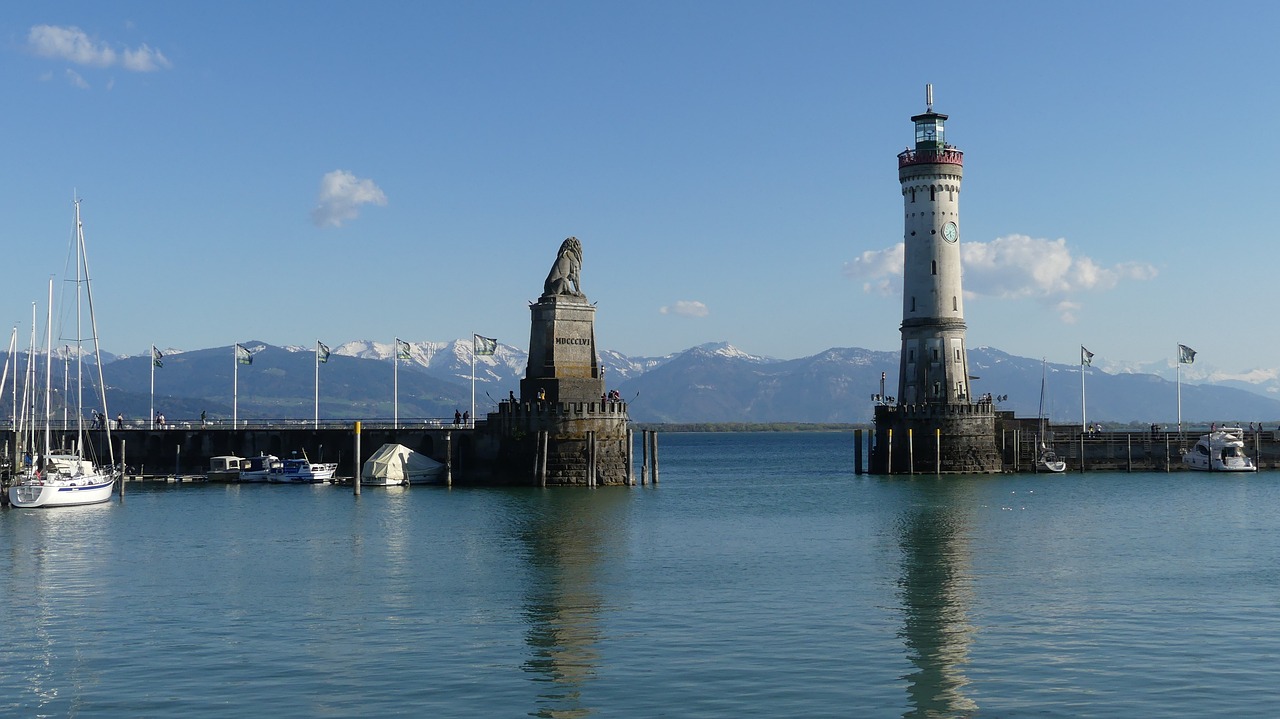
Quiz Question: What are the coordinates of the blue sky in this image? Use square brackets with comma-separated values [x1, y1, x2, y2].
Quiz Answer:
[0, 2, 1274, 382]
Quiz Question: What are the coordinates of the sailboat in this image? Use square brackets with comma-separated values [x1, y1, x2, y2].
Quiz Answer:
[8, 199, 117, 508]
[1035, 359, 1067, 473]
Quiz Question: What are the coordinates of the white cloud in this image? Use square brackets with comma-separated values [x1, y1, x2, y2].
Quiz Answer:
[65, 69, 89, 90]
[844, 234, 1157, 322]
[842, 244, 903, 296]
[310, 170, 388, 228]
[659, 300, 709, 318]
[28, 25, 171, 72]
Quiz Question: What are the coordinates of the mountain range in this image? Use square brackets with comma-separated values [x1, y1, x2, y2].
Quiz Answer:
[12, 340, 1280, 426]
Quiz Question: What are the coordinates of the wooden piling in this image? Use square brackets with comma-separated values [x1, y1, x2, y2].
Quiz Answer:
[935, 429, 941, 475]
[587, 431, 596, 487]
[650, 431, 659, 484]
[174, 443, 181, 480]
[640, 430, 648, 486]
[538, 430, 548, 487]
[854, 429, 863, 474]
[353, 421, 361, 496]
[908, 428, 915, 476]
[119, 439, 126, 501]
[627, 428, 635, 485]
[445, 431, 453, 486]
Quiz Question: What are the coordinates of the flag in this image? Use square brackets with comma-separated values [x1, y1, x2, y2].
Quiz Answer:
[395, 338, 412, 360]
[1080, 346, 1093, 367]
[1178, 344, 1196, 364]
[473, 334, 497, 356]
[317, 341, 330, 364]
[235, 343, 253, 365]
[153, 346, 164, 368]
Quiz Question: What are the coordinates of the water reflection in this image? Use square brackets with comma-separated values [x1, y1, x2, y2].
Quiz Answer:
[513, 489, 629, 719]
[895, 480, 979, 718]
[0, 503, 115, 716]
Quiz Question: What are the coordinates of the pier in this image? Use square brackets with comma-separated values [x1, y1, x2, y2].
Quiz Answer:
[0, 420, 475, 480]
[858, 423, 1280, 473]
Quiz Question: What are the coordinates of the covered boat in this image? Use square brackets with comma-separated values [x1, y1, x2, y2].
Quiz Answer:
[207, 455, 243, 482]
[1182, 428, 1257, 472]
[361, 443, 445, 486]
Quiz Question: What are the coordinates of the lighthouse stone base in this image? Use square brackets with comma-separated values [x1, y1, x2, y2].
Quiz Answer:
[870, 402, 1001, 474]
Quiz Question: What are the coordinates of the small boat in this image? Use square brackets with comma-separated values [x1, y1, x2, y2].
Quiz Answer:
[1182, 428, 1257, 472]
[206, 455, 243, 482]
[1034, 359, 1066, 473]
[268, 453, 337, 483]
[239, 453, 280, 483]
[361, 443, 445, 486]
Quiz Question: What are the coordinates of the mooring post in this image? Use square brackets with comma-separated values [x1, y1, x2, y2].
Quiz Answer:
[445, 430, 453, 486]
[119, 439, 126, 501]
[539, 430, 548, 487]
[1166, 432, 1171, 472]
[908, 428, 915, 476]
[587, 431, 596, 487]
[887, 429, 893, 474]
[1127, 433, 1132, 472]
[935, 428, 941, 475]
[353, 421, 361, 496]
[640, 430, 648, 485]
[626, 428, 635, 485]
[650, 431, 659, 484]
[854, 429, 863, 475]
[1080, 432, 1086, 473]
[174, 443, 181, 481]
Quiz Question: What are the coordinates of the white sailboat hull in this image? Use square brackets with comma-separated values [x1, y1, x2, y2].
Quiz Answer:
[9, 476, 115, 507]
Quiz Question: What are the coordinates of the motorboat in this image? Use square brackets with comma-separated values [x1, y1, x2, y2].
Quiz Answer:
[268, 453, 337, 483]
[1182, 428, 1257, 472]
[239, 453, 280, 482]
[361, 443, 445, 486]
[206, 455, 244, 482]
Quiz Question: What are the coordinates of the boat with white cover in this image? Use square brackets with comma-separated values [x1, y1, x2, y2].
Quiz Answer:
[1182, 428, 1257, 472]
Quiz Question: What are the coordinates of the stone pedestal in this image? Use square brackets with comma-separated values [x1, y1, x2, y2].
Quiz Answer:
[521, 295, 603, 405]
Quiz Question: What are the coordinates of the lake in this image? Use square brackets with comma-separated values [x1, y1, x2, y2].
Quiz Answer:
[2, 431, 1279, 717]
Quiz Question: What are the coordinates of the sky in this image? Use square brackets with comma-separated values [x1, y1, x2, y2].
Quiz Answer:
[1, 2, 1276, 382]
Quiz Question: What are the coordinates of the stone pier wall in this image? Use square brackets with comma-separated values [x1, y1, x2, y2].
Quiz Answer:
[476, 400, 631, 485]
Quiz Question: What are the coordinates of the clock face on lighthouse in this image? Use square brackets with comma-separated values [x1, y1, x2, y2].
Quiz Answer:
[942, 221, 958, 243]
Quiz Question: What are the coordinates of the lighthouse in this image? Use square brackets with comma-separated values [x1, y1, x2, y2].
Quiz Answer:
[870, 86, 1000, 474]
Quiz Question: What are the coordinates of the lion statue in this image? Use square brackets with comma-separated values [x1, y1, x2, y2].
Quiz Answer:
[542, 237, 584, 298]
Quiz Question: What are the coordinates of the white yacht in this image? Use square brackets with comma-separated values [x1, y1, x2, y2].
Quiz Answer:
[1182, 428, 1257, 472]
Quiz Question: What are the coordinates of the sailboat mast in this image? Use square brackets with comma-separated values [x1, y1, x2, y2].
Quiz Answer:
[44, 279, 53, 461]
[75, 199, 84, 455]
[77, 198, 114, 467]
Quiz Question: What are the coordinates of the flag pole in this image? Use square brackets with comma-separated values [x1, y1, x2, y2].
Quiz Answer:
[1177, 343, 1182, 438]
[314, 340, 320, 428]
[1081, 351, 1086, 432]
[150, 344, 156, 430]
[394, 337, 400, 430]
[233, 344, 239, 429]
[470, 336, 476, 429]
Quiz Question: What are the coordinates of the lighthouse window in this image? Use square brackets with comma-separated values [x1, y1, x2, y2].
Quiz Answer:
[932, 349, 938, 361]
[931, 261, 937, 275]
[910, 189, 916, 203]
[952, 296, 958, 311]
[930, 186, 936, 201]
[911, 297, 916, 312]
[955, 348, 961, 361]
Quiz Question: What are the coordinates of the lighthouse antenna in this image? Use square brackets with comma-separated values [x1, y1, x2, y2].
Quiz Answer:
[925, 83, 933, 112]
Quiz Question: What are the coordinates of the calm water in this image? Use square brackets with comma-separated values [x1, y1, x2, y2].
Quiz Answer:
[3, 432, 1280, 718]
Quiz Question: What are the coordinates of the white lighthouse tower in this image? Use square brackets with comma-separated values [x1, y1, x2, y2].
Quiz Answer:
[872, 86, 1000, 474]
[898, 84, 970, 406]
